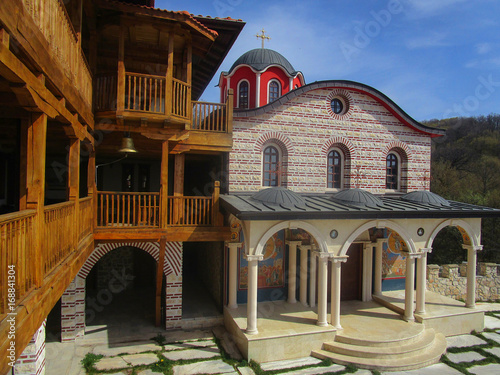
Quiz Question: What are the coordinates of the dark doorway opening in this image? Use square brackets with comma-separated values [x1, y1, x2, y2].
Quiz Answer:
[341, 243, 363, 301]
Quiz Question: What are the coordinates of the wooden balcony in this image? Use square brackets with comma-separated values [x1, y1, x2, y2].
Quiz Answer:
[0, 197, 93, 322]
[95, 72, 232, 134]
[21, 0, 92, 107]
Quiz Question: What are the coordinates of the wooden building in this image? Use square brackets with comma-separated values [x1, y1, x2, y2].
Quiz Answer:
[0, 1, 243, 374]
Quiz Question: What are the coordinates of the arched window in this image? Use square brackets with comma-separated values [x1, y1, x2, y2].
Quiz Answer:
[268, 80, 280, 103]
[238, 81, 249, 109]
[327, 149, 343, 189]
[263, 145, 280, 186]
[386, 153, 399, 190]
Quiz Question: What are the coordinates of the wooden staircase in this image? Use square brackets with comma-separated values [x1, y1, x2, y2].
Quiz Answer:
[312, 327, 447, 371]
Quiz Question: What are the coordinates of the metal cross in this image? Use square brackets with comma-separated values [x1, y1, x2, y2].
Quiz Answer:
[256, 28, 271, 48]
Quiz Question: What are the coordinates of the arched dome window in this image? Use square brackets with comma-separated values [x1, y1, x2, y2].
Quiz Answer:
[268, 80, 281, 103]
[238, 80, 249, 109]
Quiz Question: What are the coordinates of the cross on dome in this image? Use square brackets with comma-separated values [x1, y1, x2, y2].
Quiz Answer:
[256, 28, 271, 48]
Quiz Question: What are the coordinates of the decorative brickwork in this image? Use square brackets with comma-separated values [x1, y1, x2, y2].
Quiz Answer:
[15, 320, 46, 375]
[230, 87, 431, 193]
[61, 276, 85, 342]
[427, 263, 500, 301]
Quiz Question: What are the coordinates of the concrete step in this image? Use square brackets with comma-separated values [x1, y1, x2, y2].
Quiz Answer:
[311, 331, 447, 371]
[334, 323, 425, 347]
[323, 329, 436, 359]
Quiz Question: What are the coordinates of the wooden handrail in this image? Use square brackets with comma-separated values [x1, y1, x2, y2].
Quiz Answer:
[172, 78, 190, 119]
[125, 72, 166, 114]
[192, 101, 228, 132]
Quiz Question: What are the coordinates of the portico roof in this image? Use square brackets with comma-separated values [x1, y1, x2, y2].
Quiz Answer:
[221, 191, 500, 221]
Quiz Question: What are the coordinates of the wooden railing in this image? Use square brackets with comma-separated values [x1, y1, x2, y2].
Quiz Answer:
[192, 101, 229, 132]
[172, 78, 190, 119]
[95, 74, 117, 112]
[44, 201, 75, 275]
[96, 192, 160, 228]
[125, 72, 166, 114]
[0, 210, 36, 319]
[22, 0, 92, 107]
[168, 196, 213, 226]
[78, 197, 93, 242]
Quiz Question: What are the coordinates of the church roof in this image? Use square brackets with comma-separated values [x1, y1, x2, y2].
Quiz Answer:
[251, 187, 306, 208]
[331, 188, 384, 208]
[401, 190, 450, 207]
[228, 48, 299, 76]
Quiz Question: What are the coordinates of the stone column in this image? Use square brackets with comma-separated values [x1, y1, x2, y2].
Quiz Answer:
[309, 250, 317, 308]
[362, 242, 373, 302]
[15, 320, 46, 375]
[415, 248, 432, 314]
[286, 241, 301, 304]
[331, 256, 347, 329]
[465, 245, 483, 308]
[61, 275, 86, 342]
[373, 239, 385, 296]
[227, 242, 242, 309]
[256, 72, 261, 106]
[246, 254, 263, 334]
[299, 245, 310, 306]
[404, 252, 420, 322]
[316, 252, 330, 327]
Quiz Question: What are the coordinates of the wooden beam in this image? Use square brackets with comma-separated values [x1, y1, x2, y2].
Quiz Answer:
[160, 141, 168, 229]
[173, 153, 185, 224]
[0, 28, 9, 48]
[19, 118, 28, 210]
[117, 23, 125, 114]
[68, 138, 80, 246]
[165, 32, 174, 118]
[156, 236, 166, 327]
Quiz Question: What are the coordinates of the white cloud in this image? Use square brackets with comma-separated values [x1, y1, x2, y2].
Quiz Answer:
[405, 32, 449, 49]
[402, 0, 467, 17]
[476, 42, 492, 55]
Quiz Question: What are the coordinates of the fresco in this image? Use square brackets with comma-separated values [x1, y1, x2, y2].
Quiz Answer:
[239, 230, 285, 289]
[382, 229, 407, 279]
[457, 225, 472, 246]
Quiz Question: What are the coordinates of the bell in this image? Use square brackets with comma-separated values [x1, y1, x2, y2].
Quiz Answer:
[118, 133, 138, 153]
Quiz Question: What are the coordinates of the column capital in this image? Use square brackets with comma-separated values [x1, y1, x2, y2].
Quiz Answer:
[331, 255, 348, 263]
[285, 240, 303, 246]
[298, 244, 312, 251]
[376, 238, 387, 245]
[405, 252, 422, 259]
[225, 241, 242, 249]
[463, 244, 483, 252]
[419, 247, 432, 254]
[313, 251, 332, 260]
[244, 254, 264, 262]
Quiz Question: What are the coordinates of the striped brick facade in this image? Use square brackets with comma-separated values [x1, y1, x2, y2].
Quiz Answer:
[60, 241, 183, 340]
[14, 320, 46, 375]
[229, 87, 431, 194]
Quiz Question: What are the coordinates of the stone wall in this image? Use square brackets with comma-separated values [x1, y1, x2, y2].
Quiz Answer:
[427, 263, 500, 301]
[230, 87, 431, 193]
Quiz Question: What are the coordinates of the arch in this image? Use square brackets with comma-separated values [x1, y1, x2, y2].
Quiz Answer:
[383, 141, 411, 162]
[254, 220, 328, 256]
[340, 220, 416, 256]
[255, 131, 293, 154]
[78, 241, 183, 279]
[321, 136, 355, 158]
[426, 219, 480, 249]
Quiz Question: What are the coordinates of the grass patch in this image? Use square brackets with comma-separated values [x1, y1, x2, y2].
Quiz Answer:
[81, 353, 103, 374]
[151, 333, 167, 347]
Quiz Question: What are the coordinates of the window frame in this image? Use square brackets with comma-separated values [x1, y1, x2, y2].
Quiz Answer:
[237, 79, 250, 109]
[262, 144, 282, 187]
[268, 79, 281, 104]
[326, 148, 344, 190]
[386, 152, 400, 191]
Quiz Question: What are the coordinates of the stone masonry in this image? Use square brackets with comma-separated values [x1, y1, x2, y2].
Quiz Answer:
[427, 262, 500, 301]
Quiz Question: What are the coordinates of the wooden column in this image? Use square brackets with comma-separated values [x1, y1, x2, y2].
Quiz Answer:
[173, 153, 184, 224]
[156, 236, 166, 326]
[26, 112, 47, 287]
[186, 38, 192, 126]
[212, 181, 220, 226]
[19, 118, 29, 210]
[117, 24, 125, 114]
[87, 147, 96, 230]
[165, 32, 174, 118]
[160, 141, 169, 228]
[68, 138, 80, 246]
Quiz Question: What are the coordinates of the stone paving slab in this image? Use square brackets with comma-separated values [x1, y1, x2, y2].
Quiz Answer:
[260, 356, 322, 371]
[172, 359, 235, 375]
[352, 370, 372, 375]
[137, 370, 160, 375]
[446, 334, 487, 348]
[94, 356, 129, 371]
[164, 340, 216, 351]
[484, 346, 500, 358]
[237, 366, 256, 375]
[163, 347, 221, 361]
[93, 343, 160, 356]
[446, 351, 485, 363]
[484, 316, 500, 329]
[468, 363, 500, 375]
[381, 363, 463, 375]
[122, 353, 159, 366]
[482, 332, 500, 344]
[279, 364, 345, 374]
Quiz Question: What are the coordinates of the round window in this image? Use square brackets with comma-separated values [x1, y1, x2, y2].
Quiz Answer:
[331, 98, 344, 114]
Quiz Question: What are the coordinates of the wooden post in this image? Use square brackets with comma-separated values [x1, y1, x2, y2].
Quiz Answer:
[19, 119, 28, 210]
[160, 141, 169, 229]
[117, 24, 125, 114]
[165, 32, 174, 118]
[26, 112, 47, 287]
[173, 154, 184, 224]
[156, 236, 167, 327]
[87, 146, 96, 230]
[212, 181, 220, 226]
[186, 38, 192, 128]
[68, 138, 80, 246]
[227, 89, 234, 133]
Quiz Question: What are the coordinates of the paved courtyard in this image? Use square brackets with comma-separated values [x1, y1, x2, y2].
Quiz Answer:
[45, 303, 500, 375]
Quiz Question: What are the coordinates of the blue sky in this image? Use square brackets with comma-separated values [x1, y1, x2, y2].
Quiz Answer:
[156, 0, 500, 121]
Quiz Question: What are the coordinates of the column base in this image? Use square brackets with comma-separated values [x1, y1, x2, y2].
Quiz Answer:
[228, 304, 238, 309]
[317, 321, 329, 327]
[466, 303, 476, 309]
[288, 299, 297, 304]
[334, 324, 343, 330]
[403, 315, 415, 322]
[246, 328, 258, 335]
